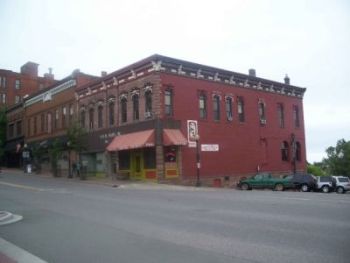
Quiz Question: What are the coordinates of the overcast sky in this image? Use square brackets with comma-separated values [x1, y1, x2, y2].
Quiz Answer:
[1, 0, 349, 163]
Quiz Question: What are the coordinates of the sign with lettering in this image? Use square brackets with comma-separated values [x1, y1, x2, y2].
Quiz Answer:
[187, 120, 198, 148]
[201, 144, 219, 152]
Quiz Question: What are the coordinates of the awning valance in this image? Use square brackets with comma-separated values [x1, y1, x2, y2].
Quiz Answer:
[106, 130, 155, 151]
[163, 129, 187, 146]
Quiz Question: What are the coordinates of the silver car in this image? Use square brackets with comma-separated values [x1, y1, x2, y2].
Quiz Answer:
[332, 176, 350, 194]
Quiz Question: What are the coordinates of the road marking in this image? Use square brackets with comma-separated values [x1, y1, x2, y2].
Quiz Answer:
[283, 197, 311, 201]
[0, 238, 47, 263]
[0, 181, 46, 192]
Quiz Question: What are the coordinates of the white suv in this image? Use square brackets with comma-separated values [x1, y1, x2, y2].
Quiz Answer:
[332, 176, 350, 194]
[315, 176, 335, 193]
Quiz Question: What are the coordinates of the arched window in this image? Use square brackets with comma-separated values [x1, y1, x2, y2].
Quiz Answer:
[225, 97, 233, 121]
[80, 110, 85, 128]
[98, 105, 103, 128]
[47, 112, 52, 133]
[258, 100, 266, 124]
[199, 93, 207, 119]
[89, 108, 94, 130]
[237, 96, 245, 122]
[281, 141, 289, 161]
[121, 98, 127, 123]
[213, 95, 220, 121]
[296, 142, 301, 161]
[293, 105, 300, 128]
[277, 103, 284, 128]
[132, 94, 139, 121]
[164, 89, 173, 116]
[145, 90, 152, 114]
[109, 102, 115, 126]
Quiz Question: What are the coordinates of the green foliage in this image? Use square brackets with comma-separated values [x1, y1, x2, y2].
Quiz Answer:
[48, 139, 63, 177]
[307, 163, 325, 176]
[323, 139, 350, 176]
[66, 121, 87, 153]
[0, 107, 7, 159]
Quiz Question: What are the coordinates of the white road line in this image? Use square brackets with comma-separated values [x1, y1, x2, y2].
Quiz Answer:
[0, 181, 46, 192]
[0, 238, 47, 263]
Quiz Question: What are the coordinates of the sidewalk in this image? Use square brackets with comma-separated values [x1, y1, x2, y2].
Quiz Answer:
[1, 168, 215, 192]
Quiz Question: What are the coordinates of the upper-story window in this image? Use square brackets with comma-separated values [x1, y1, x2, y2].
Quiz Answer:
[277, 103, 285, 128]
[40, 113, 45, 133]
[293, 105, 300, 128]
[258, 100, 266, 125]
[27, 118, 31, 136]
[89, 108, 94, 130]
[132, 94, 139, 121]
[16, 120, 22, 136]
[1, 94, 6, 104]
[121, 98, 128, 123]
[69, 104, 74, 123]
[225, 97, 233, 121]
[62, 106, 67, 128]
[0, 76, 6, 88]
[54, 109, 59, 129]
[213, 95, 220, 121]
[33, 116, 37, 135]
[98, 105, 103, 128]
[80, 110, 86, 128]
[47, 112, 52, 133]
[164, 89, 173, 116]
[15, 95, 21, 104]
[15, 79, 20, 89]
[145, 90, 152, 115]
[199, 93, 207, 119]
[237, 96, 245, 122]
[8, 123, 14, 138]
[281, 141, 289, 161]
[109, 102, 115, 126]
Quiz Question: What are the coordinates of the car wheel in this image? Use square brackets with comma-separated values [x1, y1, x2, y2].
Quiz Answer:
[274, 184, 284, 191]
[322, 185, 330, 193]
[301, 184, 309, 192]
[241, 183, 250, 190]
[336, 187, 345, 194]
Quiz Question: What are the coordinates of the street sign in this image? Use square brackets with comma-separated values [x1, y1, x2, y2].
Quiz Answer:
[201, 144, 219, 152]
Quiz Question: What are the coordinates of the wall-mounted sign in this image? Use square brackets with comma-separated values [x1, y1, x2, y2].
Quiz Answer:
[201, 144, 219, 152]
[187, 120, 198, 148]
[43, 92, 52, 102]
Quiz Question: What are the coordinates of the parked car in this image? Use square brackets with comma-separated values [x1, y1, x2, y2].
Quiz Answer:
[332, 176, 350, 194]
[237, 173, 291, 191]
[315, 176, 336, 193]
[286, 173, 317, 192]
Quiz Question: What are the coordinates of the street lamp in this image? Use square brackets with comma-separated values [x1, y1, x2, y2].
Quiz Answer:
[195, 135, 201, 187]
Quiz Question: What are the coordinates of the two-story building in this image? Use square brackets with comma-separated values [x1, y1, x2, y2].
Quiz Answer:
[76, 54, 306, 186]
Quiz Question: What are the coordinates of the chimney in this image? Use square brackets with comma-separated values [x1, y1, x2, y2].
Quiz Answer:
[284, 74, 290, 85]
[248, 69, 256, 77]
[101, 71, 107, 77]
[44, 67, 54, 80]
[21, 62, 39, 77]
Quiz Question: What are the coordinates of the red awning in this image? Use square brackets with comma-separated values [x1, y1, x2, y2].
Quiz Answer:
[163, 129, 187, 146]
[106, 130, 155, 151]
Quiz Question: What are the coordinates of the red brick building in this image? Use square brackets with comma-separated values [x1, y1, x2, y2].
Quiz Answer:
[76, 55, 306, 186]
[0, 62, 56, 107]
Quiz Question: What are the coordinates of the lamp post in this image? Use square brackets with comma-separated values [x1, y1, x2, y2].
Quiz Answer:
[195, 135, 201, 187]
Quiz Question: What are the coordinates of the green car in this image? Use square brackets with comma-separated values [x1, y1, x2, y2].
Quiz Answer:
[237, 173, 291, 191]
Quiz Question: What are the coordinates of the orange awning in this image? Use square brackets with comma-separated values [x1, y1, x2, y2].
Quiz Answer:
[163, 129, 187, 146]
[106, 130, 155, 151]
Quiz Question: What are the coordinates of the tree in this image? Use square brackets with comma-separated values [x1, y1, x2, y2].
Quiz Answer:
[323, 139, 350, 176]
[66, 121, 87, 179]
[49, 139, 63, 177]
[307, 163, 325, 176]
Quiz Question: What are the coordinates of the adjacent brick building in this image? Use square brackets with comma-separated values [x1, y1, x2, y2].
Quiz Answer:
[76, 55, 307, 186]
[0, 62, 56, 107]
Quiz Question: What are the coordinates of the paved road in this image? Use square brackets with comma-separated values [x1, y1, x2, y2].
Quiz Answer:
[1, 171, 350, 263]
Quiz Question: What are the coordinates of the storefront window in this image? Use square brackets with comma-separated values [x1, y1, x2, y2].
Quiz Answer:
[144, 148, 156, 169]
[119, 150, 130, 170]
[165, 146, 177, 162]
